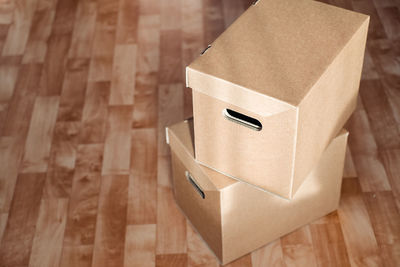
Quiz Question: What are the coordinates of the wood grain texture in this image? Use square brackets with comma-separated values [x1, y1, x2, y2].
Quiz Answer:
[0, 0, 399, 266]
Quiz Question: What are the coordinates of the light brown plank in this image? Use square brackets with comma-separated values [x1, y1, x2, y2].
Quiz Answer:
[347, 110, 391, 191]
[159, 29, 182, 84]
[187, 221, 219, 267]
[343, 146, 358, 178]
[124, 224, 156, 267]
[157, 83, 184, 157]
[22, 0, 57, 63]
[68, 0, 97, 59]
[0, 212, 8, 243]
[0, 56, 20, 103]
[116, 0, 139, 44]
[128, 128, 157, 224]
[28, 199, 69, 267]
[57, 59, 89, 121]
[156, 186, 187, 254]
[92, 175, 128, 267]
[203, 0, 225, 44]
[251, 239, 285, 267]
[309, 223, 351, 266]
[364, 191, 400, 266]
[2, 63, 42, 137]
[109, 44, 137, 105]
[160, 0, 182, 30]
[43, 121, 81, 199]
[0, 173, 46, 267]
[102, 106, 132, 175]
[2, 0, 38, 56]
[132, 15, 160, 128]
[338, 178, 383, 266]
[80, 81, 110, 144]
[21, 96, 59, 173]
[156, 253, 188, 267]
[380, 149, 400, 210]
[281, 225, 318, 267]
[0, 136, 24, 213]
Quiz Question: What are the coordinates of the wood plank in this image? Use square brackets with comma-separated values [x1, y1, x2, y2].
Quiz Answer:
[57, 59, 90, 121]
[251, 239, 285, 267]
[21, 96, 59, 173]
[22, 0, 58, 63]
[159, 29, 183, 84]
[156, 253, 187, 267]
[157, 83, 184, 157]
[160, 0, 182, 30]
[377, 6, 400, 40]
[222, 0, 245, 28]
[0, 136, 24, 213]
[132, 15, 160, 128]
[359, 79, 400, 150]
[0, 0, 14, 24]
[0, 56, 20, 103]
[281, 225, 318, 267]
[87, 0, 118, 82]
[128, 128, 157, 224]
[28, 199, 69, 267]
[43, 121, 81, 199]
[225, 254, 252, 267]
[116, 0, 139, 44]
[187, 221, 219, 267]
[156, 186, 187, 254]
[309, 223, 351, 266]
[0, 212, 8, 242]
[68, 0, 97, 59]
[109, 44, 137, 105]
[364, 191, 400, 266]
[39, 33, 73, 96]
[59, 144, 103, 267]
[92, 175, 128, 267]
[346, 110, 391, 191]
[51, 0, 79, 36]
[2, 63, 42, 137]
[182, 0, 203, 118]
[124, 224, 156, 267]
[80, 82, 110, 144]
[380, 149, 400, 210]
[102, 106, 132, 175]
[203, 0, 225, 44]
[343, 146, 357, 178]
[338, 178, 383, 266]
[2, 0, 38, 56]
[0, 173, 46, 267]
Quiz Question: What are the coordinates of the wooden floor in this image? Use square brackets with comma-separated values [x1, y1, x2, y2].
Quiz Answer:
[0, 0, 399, 266]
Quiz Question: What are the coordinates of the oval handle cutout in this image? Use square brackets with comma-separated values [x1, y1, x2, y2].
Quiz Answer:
[223, 109, 262, 131]
[185, 171, 205, 199]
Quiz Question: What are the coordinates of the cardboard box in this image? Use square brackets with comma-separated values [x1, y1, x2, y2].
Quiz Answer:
[186, 0, 369, 198]
[166, 119, 348, 265]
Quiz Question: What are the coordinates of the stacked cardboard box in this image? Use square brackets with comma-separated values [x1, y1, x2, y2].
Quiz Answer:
[166, 0, 369, 264]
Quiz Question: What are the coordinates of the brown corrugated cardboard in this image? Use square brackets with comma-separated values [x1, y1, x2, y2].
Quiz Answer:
[186, 0, 369, 198]
[166, 119, 348, 265]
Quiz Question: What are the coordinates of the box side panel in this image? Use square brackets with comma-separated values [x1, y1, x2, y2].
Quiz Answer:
[220, 132, 348, 264]
[193, 90, 297, 198]
[170, 151, 223, 260]
[293, 18, 369, 196]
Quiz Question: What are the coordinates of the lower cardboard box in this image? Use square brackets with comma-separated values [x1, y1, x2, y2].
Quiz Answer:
[166, 119, 348, 265]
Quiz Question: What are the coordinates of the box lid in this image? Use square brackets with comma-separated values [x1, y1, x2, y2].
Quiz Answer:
[186, 0, 369, 113]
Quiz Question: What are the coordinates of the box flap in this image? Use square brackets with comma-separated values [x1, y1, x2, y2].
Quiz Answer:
[167, 119, 238, 190]
[187, 0, 369, 109]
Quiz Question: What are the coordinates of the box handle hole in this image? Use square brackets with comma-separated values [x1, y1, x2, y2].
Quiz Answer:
[223, 109, 262, 131]
[185, 171, 205, 199]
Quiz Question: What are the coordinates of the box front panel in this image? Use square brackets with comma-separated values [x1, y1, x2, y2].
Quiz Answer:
[220, 132, 348, 264]
[170, 152, 223, 260]
[193, 90, 297, 198]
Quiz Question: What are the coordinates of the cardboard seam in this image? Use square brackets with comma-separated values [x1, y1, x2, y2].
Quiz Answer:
[187, 67, 296, 114]
[289, 107, 299, 199]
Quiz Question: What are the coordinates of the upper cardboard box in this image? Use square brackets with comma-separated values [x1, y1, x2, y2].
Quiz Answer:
[186, 0, 369, 198]
[187, 0, 369, 114]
